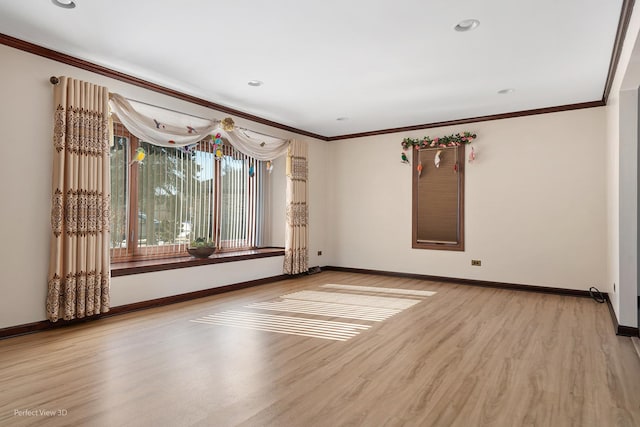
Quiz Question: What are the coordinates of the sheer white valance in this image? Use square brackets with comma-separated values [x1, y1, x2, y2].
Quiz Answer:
[108, 93, 290, 160]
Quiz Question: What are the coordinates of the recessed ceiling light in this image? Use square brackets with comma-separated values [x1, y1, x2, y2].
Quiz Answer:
[454, 19, 479, 32]
[498, 88, 515, 94]
[247, 80, 263, 87]
[336, 117, 349, 121]
[52, 0, 76, 9]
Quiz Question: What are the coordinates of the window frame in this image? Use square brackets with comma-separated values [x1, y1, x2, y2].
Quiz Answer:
[411, 145, 465, 251]
[110, 119, 265, 263]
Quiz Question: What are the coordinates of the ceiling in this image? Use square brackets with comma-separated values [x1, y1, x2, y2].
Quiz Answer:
[0, 0, 626, 138]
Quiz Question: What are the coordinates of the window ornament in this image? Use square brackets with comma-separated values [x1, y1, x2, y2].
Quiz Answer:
[211, 133, 224, 159]
[129, 147, 145, 166]
[221, 117, 235, 132]
[434, 150, 442, 168]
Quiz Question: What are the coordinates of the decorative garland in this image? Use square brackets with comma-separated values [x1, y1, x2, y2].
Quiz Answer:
[401, 132, 477, 151]
[401, 132, 478, 167]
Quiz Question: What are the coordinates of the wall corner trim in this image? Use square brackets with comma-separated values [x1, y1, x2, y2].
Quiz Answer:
[606, 295, 640, 337]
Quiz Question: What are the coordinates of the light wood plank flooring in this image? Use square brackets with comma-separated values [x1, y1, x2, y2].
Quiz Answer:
[1, 271, 639, 427]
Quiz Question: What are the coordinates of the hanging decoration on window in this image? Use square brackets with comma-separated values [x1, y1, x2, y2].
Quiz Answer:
[401, 132, 477, 168]
[179, 143, 198, 157]
[129, 147, 145, 166]
[249, 162, 256, 177]
[401, 132, 477, 151]
[221, 117, 235, 132]
[434, 150, 442, 168]
[211, 133, 224, 159]
[266, 160, 274, 174]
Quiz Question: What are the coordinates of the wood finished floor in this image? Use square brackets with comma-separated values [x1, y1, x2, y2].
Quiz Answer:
[1, 271, 639, 427]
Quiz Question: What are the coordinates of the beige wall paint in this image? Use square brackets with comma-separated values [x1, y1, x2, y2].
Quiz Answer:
[328, 108, 607, 290]
[0, 44, 327, 329]
[0, 39, 617, 329]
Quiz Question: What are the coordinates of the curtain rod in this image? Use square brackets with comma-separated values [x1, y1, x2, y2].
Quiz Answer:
[49, 76, 286, 141]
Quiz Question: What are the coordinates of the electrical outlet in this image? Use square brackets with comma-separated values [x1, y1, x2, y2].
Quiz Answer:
[471, 259, 481, 266]
[317, 251, 322, 256]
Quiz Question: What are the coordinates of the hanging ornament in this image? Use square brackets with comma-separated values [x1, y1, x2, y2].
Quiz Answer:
[129, 147, 145, 166]
[401, 152, 410, 164]
[179, 144, 197, 156]
[211, 133, 223, 159]
[266, 160, 274, 174]
[249, 163, 255, 177]
[453, 162, 458, 173]
[221, 117, 235, 132]
[469, 146, 476, 163]
[434, 150, 442, 168]
[417, 161, 423, 177]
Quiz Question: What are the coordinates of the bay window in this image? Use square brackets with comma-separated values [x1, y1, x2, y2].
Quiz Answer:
[110, 119, 267, 261]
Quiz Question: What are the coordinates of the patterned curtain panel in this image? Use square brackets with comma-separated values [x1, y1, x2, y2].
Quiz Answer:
[47, 77, 111, 322]
[283, 139, 309, 275]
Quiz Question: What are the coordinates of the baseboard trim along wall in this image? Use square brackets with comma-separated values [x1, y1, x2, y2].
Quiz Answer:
[325, 266, 640, 337]
[0, 274, 290, 340]
[3, 268, 637, 340]
[324, 266, 594, 297]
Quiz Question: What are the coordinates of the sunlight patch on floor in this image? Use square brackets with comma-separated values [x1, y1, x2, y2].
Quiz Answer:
[191, 283, 437, 341]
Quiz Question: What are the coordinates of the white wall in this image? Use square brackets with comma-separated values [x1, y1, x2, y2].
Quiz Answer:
[617, 89, 638, 328]
[328, 108, 607, 291]
[605, 2, 640, 329]
[0, 45, 327, 329]
[109, 257, 284, 307]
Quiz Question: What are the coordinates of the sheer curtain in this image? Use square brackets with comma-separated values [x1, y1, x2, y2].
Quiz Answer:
[47, 77, 111, 321]
[108, 93, 290, 159]
[284, 139, 309, 275]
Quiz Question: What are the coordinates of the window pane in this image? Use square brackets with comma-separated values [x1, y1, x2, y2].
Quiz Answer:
[413, 146, 465, 251]
[109, 120, 269, 262]
[416, 148, 459, 242]
[136, 140, 215, 256]
[219, 147, 264, 250]
[110, 134, 128, 257]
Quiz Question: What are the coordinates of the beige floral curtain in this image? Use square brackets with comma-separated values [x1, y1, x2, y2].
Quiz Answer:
[284, 139, 309, 274]
[47, 77, 111, 322]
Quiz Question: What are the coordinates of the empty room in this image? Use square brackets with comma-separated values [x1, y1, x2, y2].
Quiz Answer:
[1, 1, 639, 426]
